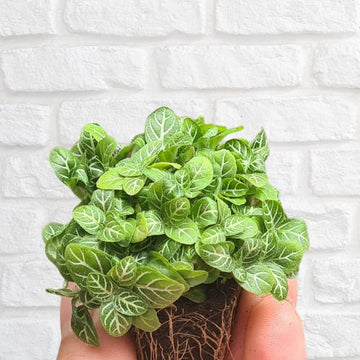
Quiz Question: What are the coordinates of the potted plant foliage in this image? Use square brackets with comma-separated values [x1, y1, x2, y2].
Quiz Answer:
[43, 106, 309, 360]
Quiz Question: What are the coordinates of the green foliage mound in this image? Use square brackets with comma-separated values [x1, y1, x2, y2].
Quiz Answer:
[43, 106, 309, 346]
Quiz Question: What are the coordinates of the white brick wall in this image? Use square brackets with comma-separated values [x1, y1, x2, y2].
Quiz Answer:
[0, 1, 359, 359]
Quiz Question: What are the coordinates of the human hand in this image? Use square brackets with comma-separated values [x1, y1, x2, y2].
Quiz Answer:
[57, 279, 305, 360]
[227, 279, 306, 360]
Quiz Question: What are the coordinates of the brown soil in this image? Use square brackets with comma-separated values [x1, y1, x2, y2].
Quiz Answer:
[132, 279, 241, 360]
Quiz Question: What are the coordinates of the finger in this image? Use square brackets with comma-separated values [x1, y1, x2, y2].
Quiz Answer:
[242, 297, 306, 360]
[227, 280, 299, 360]
[58, 287, 137, 360]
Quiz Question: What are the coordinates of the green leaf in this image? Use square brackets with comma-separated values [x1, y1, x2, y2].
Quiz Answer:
[201, 225, 226, 244]
[65, 244, 113, 287]
[86, 272, 116, 302]
[162, 197, 190, 222]
[131, 213, 148, 243]
[211, 150, 237, 178]
[276, 219, 310, 251]
[113, 288, 148, 316]
[82, 123, 107, 141]
[133, 266, 185, 308]
[236, 237, 263, 265]
[191, 197, 218, 228]
[143, 210, 165, 236]
[263, 200, 287, 230]
[73, 205, 106, 235]
[165, 218, 199, 245]
[100, 301, 132, 337]
[91, 189, 114, 213]
[132, 141, 163, 167]
[46, 288, 78, 297]
[148, 179, 182, 211]
[182, 286, 207, 303]
[145, 106, 180, 143]
[265, 262, 289, 301]
[223, 214, 259, 238]
[42, 222, 65, 243]
[182, 117, 201, 141]
[107, 256, 137, 287]
[96, 135, 117, 165]
[251, 128, 268, 150]
[232, 267, 247, 283]
[71, 304, 99, 346]
[96, 168, 125, 190]
[116, 162, 142, 177]
[182, 156, 214, 192]
[112, 198, 134, 216]
[253, 183, 279, 201]
[217, 197, 231, 224]
[196, 241, 234, 272]
[132, 308, 161, 332]
[49, 147, 77, 183]
[123, 176, 146, 195]
[79, 289, 101, 309]
[148, 162, 182, 170]
[239, 263, 274, 295]
[221, 178, 248, 198]
[238, 173, 268, 187]
[153, 237, 182, 259]
[273, 240, 303, 273]
[100, 219, 135, 245]
[175, 268, 208, 287]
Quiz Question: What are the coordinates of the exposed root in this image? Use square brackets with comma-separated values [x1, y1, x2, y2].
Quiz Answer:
[132, 280, 241, 360]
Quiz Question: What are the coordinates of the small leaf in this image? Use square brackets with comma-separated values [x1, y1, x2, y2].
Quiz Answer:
[223, 214, 259, 238]
[133, 266, 185, 308]
[232, 267, 247, 283]
[182, 156, 214, 192]
[132, 308, 161, 332]
[263, 200, 287, 230]
[71, 304, 99, 346]
[273, 240, 303, 273]
[217, 197, 231, 224]
[201, 225, 226, 244]
[42, 222, 65, 243]
[238, 173, 268, 188]
[46, 288, 78, 297]
[165, 218, 199, 245]
[112, 198, 134, 216]
[100, 219, 135, 245]
[236, 237, 263, 265]
[175, 268, 208, 287]
[211, 149, 237, 178]
[91, 189, 114, 213]
[96, 168, 125, 190]
[131, 213, 148, 243]
[221, 178, 248, 198]
[191, 197, 218, 228]
[86, 272, 116, 302]
[116, 161, 142, 177]
[145, 106, 180, 143]
[49, 147, 77, 183]
[107, 256, 137, 287]
[276, 219, 309, 251]
[113, 288, 148, 316]
[162, 197, 190, 222]
[100, 301, 132, 337]
[196, 241, 234, 272]
[82, 123, 107, 141]
[265, 262, 289, 301]
[143, 210, 165, 236]
[123, 176, 146, 196]
[96, 135, 118, 165]
[252, 183, 279, 202]
[73, 205, 106, 235]
[153, 237, 182, 259]
[239, 263, 274, 295]
[182, 286, 207, 303]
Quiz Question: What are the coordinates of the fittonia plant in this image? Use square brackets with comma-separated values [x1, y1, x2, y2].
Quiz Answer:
[43, 106, 309, 346]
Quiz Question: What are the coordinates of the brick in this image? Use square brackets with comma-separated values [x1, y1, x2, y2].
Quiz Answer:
[1, 260, 62, 307]
[304, 313, 360, 358]
[0, 104, 50, 146]
[266, 151, 300, 195]
[1, 46, 147, 92]
[58, 99, 208, 145]
[282, 199, 352, 250]
[216, 0, 358, 35]
[0, 0, 56, 36]
[215, 97, 357, 142]
[0, 208, 45, 254]
[65, 0, 206, 36]
[313, 259, 360, 303]
[156, 45, 303, 89]
[0, 318, 60, 360]
[314, 42, 360, 88]
[2, 153, 73, 199]
[311, 149, 360, 195]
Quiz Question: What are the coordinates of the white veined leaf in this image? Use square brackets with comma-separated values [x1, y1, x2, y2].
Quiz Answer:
[115, 162, 142, 177]
[143, 210, 165, 236]
[79, 289, 101, 309]
[224, 138, 252, 161]
[182, 156, 214, 192]
[148, 179, 181, 211]
[123, 176, 146, 196]
[265, 262, 289, 301]
[175, 268, 208, 287]
[239, 263, 274, 295]
[162, 197, 190, 222]
[191, 197, 218, 228]
[96, 168, 125, 190]
[95, 135, 117, 165]
[201, 225, 226, 244]
[251, 128, 268, 150]
[81, 123, 107, 141]
[195, 241, 234, 273]
[220, 195, 246, 206]
[276, 219, 309, 251]
[253, 183, 279, 202]
[217, 197, 231, 224]
[221, 178, 248, 198]
[112, 198, 134, 216]
[133, 266, 185, 308]
[73, 205, 106, 235]
[262, 200, 287, 230]
[260, 231, 277, 260]
[46, 288, 78, 298]
[132, 308, 161, 332]
[100, 219, 135, 246]
[100, 301, 132, 337]
[42, 222, 66, 243]
[86, 272, 116, 302]
[231, 205, 263, 217]
[165, 218, 200, 245]
[49, 146, 77, 183]
[72, 304, 99, 346]
[142, 167, 169, 182]
[145, 106, 180, 143]
[107, 256, 137, 287]
[238, 173, 268, 188]
[153, 237, 182, 259]
[90, 189, 114, 213]
[65, 243, 113, 287]
[223, 214, 259, 238]
[232, 267, 247, 283]
[211, 149, 237, 178]
[113, 288, 148, 316]
[132, 140, 163, 167]
[88, 156, 105, 179]
[273, 240, 304, 273]
[175, 168, 191, 189]
[236, 237, 263, 265]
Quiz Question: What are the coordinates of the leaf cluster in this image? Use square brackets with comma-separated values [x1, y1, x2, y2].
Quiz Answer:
[43, 106, 309, 345]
